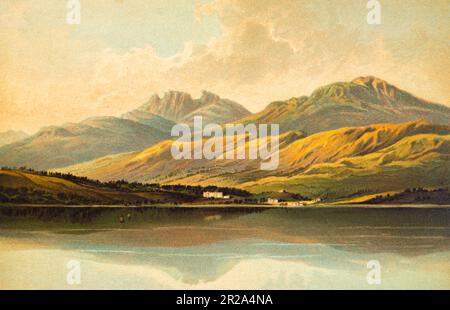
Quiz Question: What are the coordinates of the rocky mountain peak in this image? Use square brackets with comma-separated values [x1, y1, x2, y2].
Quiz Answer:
[199, 91, 221, 105]
[352, 76, 398, 99]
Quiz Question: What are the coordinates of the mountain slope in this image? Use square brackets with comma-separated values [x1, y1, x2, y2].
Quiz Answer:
[56, 130, 305, 183]
[0, 130, 29, 147]
[58, 121, 450, 200]
[121, 110, 176, 133]
[128, 90, 251, 125]
[238, 76, 450, 134]
[243, 132, 450, 199]
[0, 117, 171, 170]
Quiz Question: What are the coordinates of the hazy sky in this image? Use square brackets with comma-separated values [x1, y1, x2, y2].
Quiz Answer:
[0, 0, 449, 133]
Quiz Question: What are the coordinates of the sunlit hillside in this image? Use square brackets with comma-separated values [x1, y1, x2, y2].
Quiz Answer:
[58, 121, 450, 200]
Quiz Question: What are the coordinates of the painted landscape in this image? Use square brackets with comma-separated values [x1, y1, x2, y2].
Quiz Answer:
[1, 77, 449, 205]
[0, 0, 449, 290]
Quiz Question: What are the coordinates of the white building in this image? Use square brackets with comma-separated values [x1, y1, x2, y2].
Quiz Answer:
[286, 201, 305, 207]
[267, 198, 280, 205]
[203, 192, 230, 199]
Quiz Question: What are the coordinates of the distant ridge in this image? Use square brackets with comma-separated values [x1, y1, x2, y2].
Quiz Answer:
[237, 76, 450, 134]
[0, 117, 171, 170]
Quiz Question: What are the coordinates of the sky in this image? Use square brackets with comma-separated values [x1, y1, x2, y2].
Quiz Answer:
[0, 0, 449, 133]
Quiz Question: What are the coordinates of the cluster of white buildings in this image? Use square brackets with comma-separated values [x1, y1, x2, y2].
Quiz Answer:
[266, 198, 321, 206]
[203, 192, 230, 199]
[201, 190, 321, 206]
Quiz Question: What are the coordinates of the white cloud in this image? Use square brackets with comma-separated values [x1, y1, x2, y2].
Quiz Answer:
[0, 0, 449, 132]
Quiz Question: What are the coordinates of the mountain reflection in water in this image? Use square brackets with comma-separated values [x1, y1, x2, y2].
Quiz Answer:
[0, 206, 449, 289]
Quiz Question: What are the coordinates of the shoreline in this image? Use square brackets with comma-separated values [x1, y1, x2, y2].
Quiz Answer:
[0, 203, 449, 209]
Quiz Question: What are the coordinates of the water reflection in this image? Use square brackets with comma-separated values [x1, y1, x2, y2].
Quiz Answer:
[0, 206, 449, 289]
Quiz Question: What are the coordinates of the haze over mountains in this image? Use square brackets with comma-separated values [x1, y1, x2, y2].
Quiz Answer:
[0, 130, 29, 147]
[0, 117, 171, 170]
[0, 91, 250, 170]
[1, 77, 449, 183]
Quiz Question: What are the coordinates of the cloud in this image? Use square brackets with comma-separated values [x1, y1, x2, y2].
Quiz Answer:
[0, 0, 449, 133]
[89, 0, 450, 112]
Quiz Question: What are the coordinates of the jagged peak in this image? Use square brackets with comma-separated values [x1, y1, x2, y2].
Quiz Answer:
[146, 90, 232, 106]
[145, 91, 193, 104]
[147, 94, 161, 102]
[199, 90, 221, 104]
[163, 90, 193, 100]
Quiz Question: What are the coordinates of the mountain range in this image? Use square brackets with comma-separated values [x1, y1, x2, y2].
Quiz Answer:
[0, 92, 250, 170]
[238, 76, 450, 134]
[1, 76, 450, 200]
[0, 117, 171, 170]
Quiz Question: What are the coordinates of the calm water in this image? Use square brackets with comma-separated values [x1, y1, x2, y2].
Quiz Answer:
[0, 206, 449, 289]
